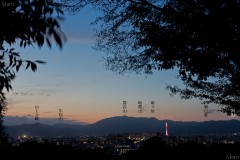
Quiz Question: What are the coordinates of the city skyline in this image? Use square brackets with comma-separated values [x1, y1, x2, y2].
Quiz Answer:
[4, 5, 240, 124]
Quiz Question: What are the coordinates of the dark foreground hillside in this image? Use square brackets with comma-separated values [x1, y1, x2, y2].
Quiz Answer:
[1, 137, 239, 160]
[0, 143, 112, 160]
[121, 137, 240, 160]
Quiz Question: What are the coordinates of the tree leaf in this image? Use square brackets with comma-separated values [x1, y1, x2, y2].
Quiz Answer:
[37, 33, 44, 47]
[30, 62, 37, 72]
[11, 52, 20, 57]
[20, 40, 23, 47]
[35, 60, 46, 64]
[16, 60, 22, 72]
[9, 48, 15, 53]
[25, 61, 30, 70]
[9, 55, 13, 66]
[46, 37, 52, 48]
[53, 30, 62, 48]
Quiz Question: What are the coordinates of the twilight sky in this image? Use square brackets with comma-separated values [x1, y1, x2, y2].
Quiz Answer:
[4, 6, 240, 124]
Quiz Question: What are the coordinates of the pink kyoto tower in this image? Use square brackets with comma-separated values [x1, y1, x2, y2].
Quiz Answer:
[165, 122, 168, 136]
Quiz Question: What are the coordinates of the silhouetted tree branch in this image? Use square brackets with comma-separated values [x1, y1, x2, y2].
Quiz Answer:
[0, 0, 66, 145]
[62, 0, 240, 116]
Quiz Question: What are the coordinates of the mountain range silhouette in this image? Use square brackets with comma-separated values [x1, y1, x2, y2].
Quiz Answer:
[4, 116, 240, 137]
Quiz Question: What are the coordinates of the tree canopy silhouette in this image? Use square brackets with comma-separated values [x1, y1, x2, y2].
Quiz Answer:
[0, 0, 65, 145]
[60, 0, 240, 116]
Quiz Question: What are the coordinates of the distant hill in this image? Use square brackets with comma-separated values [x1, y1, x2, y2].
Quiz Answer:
[4, 116, 240, 137]
[3, 116, 89, 126]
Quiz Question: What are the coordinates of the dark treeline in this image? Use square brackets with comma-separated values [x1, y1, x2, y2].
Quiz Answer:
[1, 136, 239, 160]
[0, 142, 110, 160]
[122, 136, 240, 160]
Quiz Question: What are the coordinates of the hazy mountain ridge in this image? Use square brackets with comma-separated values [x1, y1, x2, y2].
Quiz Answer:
[4, 116, 240, 137]
[3, 116, 89, 126]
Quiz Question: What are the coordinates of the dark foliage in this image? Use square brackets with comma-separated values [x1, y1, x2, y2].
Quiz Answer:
[1, 137, 239, 160]
[0, 142, 112, 160]
[120, 136, 240, 160]
[0, 0, 65, 145]
[65, 0, 240, 116]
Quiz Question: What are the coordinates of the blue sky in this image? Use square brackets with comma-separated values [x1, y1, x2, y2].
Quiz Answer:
[4, 5, 240, 124]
